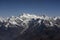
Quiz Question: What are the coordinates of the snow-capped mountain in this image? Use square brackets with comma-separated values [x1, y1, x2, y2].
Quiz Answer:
[0, 14, 60, 40]
[0, 13, 60, 28]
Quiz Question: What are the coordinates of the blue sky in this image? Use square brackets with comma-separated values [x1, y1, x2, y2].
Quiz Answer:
[0, 0, 60, 17]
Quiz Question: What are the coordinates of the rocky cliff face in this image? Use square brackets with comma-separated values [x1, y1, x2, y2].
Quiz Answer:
[0, 14, 60, 40]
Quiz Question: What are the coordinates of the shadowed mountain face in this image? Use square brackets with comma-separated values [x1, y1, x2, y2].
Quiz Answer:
[0, 14, 60, 40]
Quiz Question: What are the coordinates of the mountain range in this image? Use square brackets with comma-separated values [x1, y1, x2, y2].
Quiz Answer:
[0, 14, 60, 40]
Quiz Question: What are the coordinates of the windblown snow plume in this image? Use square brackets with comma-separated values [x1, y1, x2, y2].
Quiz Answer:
[0, 14, 60, 40]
